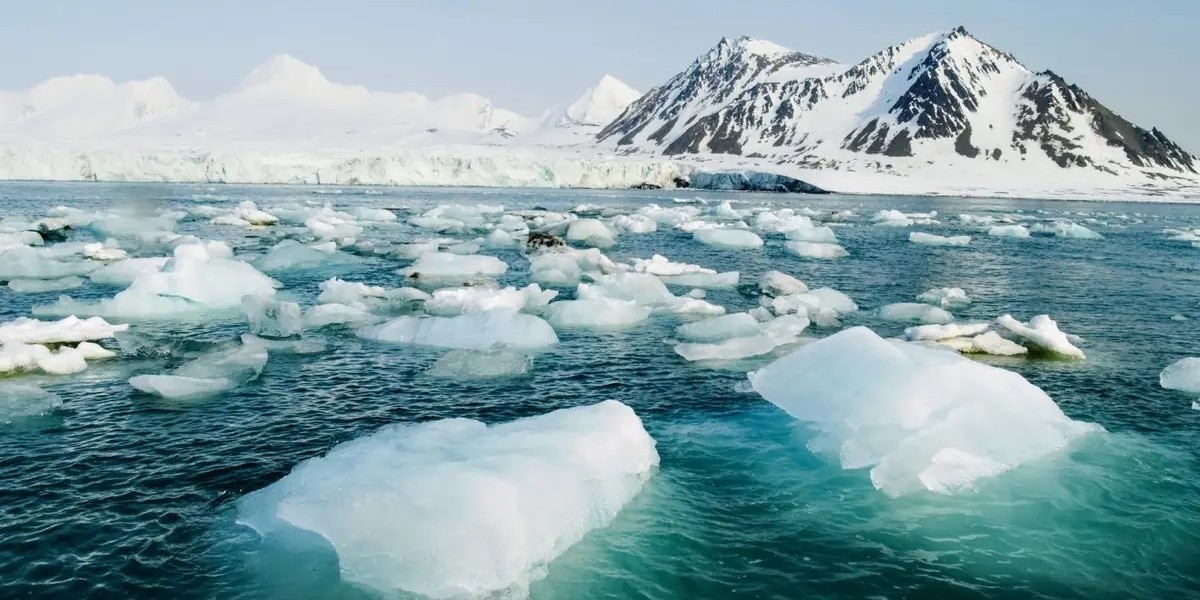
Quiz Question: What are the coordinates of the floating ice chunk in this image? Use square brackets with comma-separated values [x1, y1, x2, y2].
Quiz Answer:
[629, 254, 707, 277]
[880, 303, 954, 325]
[957, 214, 998, 227]
[693, 228, 763, 249]
[754, 210, 814, 234]
[315, 277, 428, 311]
[0, 246, 99, 280]
[1054, 223, 1103, 239]
[305, 209, 362, 240]
[659, 271, 739, 289]
[0, 316, 128, 345]
[659, 296, 725, 316]
[34, 346, 88, 375]
[353, 207, 397, 222]
[83, 242, 128, 262]
[808, 287, 858, 314]
[904, 322, 990, 342]
[8, 276, 84, 293]
[129, 343, 269, 400]
[0, 230, 44, 249]
[254, 240, 355, 272]
[1171, 314, 1188, 322]
[1159, 358, 1200, 394]
[565, 219, 617, 248]
[88, 257, 170, 286]
[243, 296, 305, 338]
[785, 241, 848, 259]
[759, 271, 807, 297]
[427, 349, 531, 379]
[610, 214, 657, 234]
[0, 383, 62, 422]
[304, 303, 382, 328]
[358, 309, 558, 350]
[75, 341, 117, 360]
[909, 232, 971, 246]
[995, 314, 1085, 359]
[676, 313, 762, 342]
[483, 229, 516, 248]
[637, 204, 700, 226]
[236, 400, 657, 599]
[988, 225, 1030, 238]
[783, 226, 838, 244]
[916, 287, 971, 309]
[674, 315, 809, 362]
[630, 255, 738, 289]
[966, 331, 1029, 356]
[425, 284, 557, 316]
[871, 210, 913, 227]
[581, 273, 675, 306]
[545, 298, 651, 329]
[748, 327, 1101, 496]
[403, 253, 507, 283]
[233, 201, 279, 226]
[529, 253, 582, 286]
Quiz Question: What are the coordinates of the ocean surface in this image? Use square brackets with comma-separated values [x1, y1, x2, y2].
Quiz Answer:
[0, 182, 1198, 600]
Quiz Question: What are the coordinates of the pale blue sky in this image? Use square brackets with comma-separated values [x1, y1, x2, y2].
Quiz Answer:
[2, 0, 1195, 149]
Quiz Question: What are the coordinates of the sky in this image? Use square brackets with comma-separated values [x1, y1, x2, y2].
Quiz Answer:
[1, 0, 1196, 150]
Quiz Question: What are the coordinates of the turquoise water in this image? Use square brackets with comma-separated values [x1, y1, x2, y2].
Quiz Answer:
[0, 182, 1198, 599]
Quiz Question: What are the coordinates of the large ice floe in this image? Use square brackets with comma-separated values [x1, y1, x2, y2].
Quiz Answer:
[402, 252, 507, 285]
[1160, 358, 1200, 395]
[358, 309, 558, 350]
[34, 241, 279, 320]
[749, 327, 1102, 496]
[236, 400, 658, 599]
[909, 232, 971, 246]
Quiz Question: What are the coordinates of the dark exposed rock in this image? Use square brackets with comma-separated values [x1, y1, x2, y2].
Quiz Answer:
[688, 170, 829, 194]
[525, 232, 565, 250]
[672, 176, 691, 189]
[36, 223, 70, 243]
[630, 182, 661, 190]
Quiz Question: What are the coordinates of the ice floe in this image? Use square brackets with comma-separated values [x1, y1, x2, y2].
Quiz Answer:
[916, 287, 971, 309]
[129, 343, 269, 400]
[749, 327, 1102, 496]
[995, 314, 1085, 359]
[1159, 358, 1200, 395]
[693, 228, 763, 249]
[236, 400, 657, 599]
[909, 232, 971, 246]
[358, 309, 558, 350]
[880, 303, 955, 325]
[784, 241, 848, 259]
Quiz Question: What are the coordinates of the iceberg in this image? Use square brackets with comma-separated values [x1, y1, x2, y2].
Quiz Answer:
[674, 314, 809, 362]
[544, 297, 651, 329]
[236, 400, 657, 599]
[358, 309, 558, 350]
[0, 315, 128, 345]
[129, 343, 269, 400]
[693, 228, 763, 249]
[243, 296, 305, 338]
[402, 252, 507, 284]
[759, 270, 807, 297]
[783, 225, 839, 244]
[1160, 358, 1200, 394]
[988, 225, 1031, 238]
[424, 284, 557, 316]
[253, 240, 356, 272]
[916, 287, 971, 309]
[565, 218, 617, 248]
[995, 314, 1085, 359]
[675, 313, 762, 342]
[909, 232, 971, 246]
[748, 327, 1102, 496]
[784, 241, 848, 259]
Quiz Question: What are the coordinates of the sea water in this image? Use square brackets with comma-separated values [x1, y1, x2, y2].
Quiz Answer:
[0, 182, 1197, 599]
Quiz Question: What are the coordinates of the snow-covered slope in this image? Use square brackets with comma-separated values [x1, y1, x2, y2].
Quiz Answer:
[600, 28, 1197, 182]
[0, 75, 193, 140]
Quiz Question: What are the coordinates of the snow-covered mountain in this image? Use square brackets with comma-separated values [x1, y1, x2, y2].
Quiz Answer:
[600, 27, 1197, 179]
[0, 74, 193, 140]
[558, 75, 640, 127]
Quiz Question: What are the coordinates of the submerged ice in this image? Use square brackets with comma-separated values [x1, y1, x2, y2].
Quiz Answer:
[236, 400, 658, 599]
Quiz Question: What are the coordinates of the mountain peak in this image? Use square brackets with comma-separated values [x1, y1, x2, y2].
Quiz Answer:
[562, 74, 640, 127]
[239, 54, 329, 92]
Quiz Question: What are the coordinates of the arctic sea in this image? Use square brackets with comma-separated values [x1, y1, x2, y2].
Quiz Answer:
[0, 182, 1198, 600]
